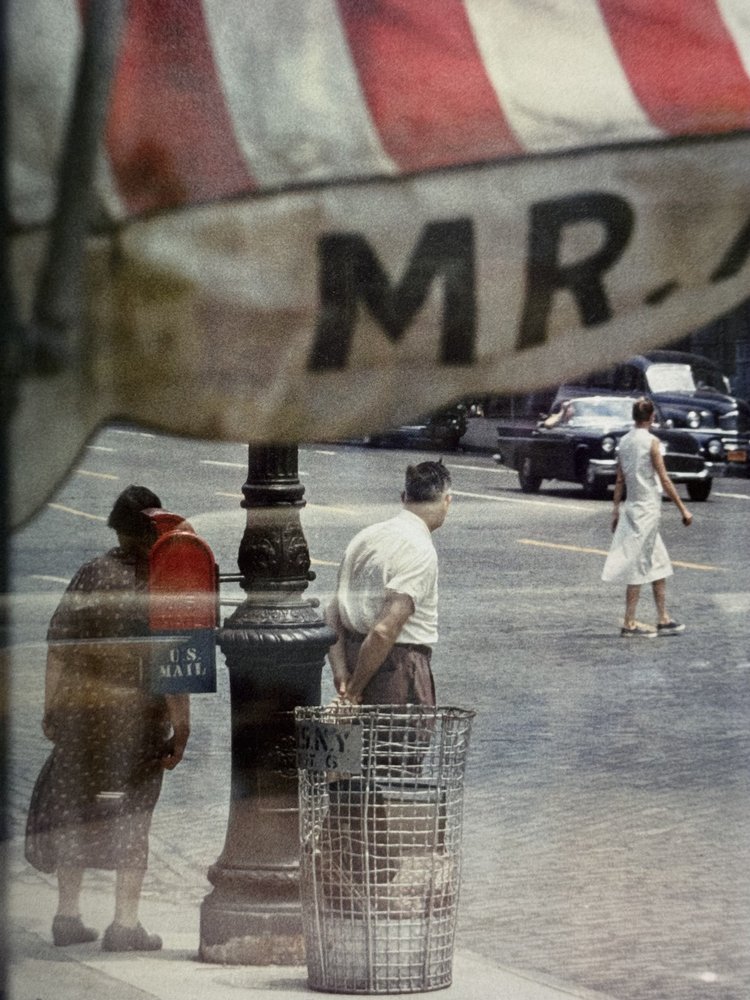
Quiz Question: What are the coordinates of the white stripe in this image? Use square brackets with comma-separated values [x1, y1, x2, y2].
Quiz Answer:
[452, 489, 591, 512]
[716, 0, 750, 80]
[450, 463, 512, 474]
[8, 1, 124, 225]
[8, 0, 80, 226]
[464, 0, 662, 152]
[48, 503, 106, 522]
[76, 470, 119, 480]
[94, 148, 127, 224]
[201, 460, 246, 469]
[202, 0, 395, 188]
[108, 428, 155, 437]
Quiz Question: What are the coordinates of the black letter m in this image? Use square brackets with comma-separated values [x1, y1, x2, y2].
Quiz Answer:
[308, 219, 475, 370]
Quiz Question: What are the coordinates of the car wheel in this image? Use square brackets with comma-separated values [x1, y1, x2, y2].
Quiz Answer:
[580, 461, 609, 499]
[519, 456, 542, 493]
[687, 478, 712, 502]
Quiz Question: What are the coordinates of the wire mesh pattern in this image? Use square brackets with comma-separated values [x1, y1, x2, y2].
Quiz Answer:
[296, 706, 474, 994]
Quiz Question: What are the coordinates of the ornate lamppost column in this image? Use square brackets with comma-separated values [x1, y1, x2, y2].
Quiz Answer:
[199, 445, 335, 964]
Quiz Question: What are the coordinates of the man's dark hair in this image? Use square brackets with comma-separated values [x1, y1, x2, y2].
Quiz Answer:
[632, 397, 655, 423]
[404, 461, 452, 503]
[107, 484, 162, 538]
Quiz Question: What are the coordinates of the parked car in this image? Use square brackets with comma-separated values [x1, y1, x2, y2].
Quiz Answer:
[576, 350, 750, 476]
[360, 404, 468, 450]
[494, 393, 711, 500]
[458, 391, 557, 452]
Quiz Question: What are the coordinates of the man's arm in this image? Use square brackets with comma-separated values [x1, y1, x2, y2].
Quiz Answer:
[650, 438, 693, 526]
[341, 592, 415, 705]
[325, 598, 350, 696]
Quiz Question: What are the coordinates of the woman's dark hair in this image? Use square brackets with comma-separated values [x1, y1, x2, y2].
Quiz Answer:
[404, 461, 452, 503]
[632, 397, 655, 423]
[107, 485, 162, 539]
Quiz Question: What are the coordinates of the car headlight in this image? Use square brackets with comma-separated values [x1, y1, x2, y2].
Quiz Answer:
[601, 436, 616, 454]
[707, 438, 723, 457]
[686, 410, 702, 429]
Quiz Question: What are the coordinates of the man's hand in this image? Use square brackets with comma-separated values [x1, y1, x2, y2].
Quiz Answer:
[160, 729, 188, 770]
[342, 591, 415, 704]
[163, 693, 190, 770]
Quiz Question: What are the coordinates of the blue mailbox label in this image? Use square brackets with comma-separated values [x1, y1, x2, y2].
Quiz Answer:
[148, 629, 216, 694]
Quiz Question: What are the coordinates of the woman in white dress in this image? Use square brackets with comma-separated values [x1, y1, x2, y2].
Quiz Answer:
[602, 397, 693, 637]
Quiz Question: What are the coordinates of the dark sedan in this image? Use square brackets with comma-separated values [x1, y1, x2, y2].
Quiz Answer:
[494, 395, 712, 500]
[575, 350, 750, 475]
[360, 405, 467, 450]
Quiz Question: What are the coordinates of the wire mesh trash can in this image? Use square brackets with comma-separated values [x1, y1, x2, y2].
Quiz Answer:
[296, 705, 475, 994]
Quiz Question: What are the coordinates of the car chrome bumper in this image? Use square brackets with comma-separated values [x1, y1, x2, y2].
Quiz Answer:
[670, 468, 712, 482]
[703, 460, 728, 477]
[589, 458, 710, 482]
[588, 458, 617, 479]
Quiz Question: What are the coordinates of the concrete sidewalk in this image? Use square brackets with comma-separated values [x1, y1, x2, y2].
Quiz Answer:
[8, 845, 615, 1000]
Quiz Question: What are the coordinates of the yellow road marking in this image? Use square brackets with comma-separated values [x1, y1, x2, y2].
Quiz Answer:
[520, 538, 608, 556]
[47, 503, 106, 522]
[518, 538, 722, 571]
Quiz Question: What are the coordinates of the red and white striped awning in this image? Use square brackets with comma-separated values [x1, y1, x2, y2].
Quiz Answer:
[9, 0, 750, 523]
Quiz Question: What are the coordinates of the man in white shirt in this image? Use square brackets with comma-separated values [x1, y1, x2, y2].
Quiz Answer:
[326, 461, 452, 706]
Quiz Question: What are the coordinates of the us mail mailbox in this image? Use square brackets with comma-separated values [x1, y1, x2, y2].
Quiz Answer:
[145, 514, 218, 695]
[143, 508, 195, 539]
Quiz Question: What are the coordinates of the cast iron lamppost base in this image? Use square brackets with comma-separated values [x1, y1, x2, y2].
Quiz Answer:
[199, 445, 335, 964]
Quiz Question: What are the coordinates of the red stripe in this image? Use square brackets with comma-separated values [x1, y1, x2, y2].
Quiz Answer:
[85, 0, 255, 215]
[337, 0, 522, 171]
[599, 0, 750, 135]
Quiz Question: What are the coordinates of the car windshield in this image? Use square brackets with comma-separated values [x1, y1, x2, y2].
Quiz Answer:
[693, 367, 731, 393]
[645, 363, 696, 393]
[561, 397, 634, 426]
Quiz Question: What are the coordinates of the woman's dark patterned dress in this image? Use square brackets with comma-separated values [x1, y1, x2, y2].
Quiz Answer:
[25, 548, 170, 873]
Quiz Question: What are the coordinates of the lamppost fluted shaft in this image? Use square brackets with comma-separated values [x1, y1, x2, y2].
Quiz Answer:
[199, 445, 335, 964]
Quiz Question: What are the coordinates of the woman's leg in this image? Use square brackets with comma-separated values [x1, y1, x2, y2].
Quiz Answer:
[56, 866, 85, 917]
[103, 869, 162, 951]
[652, 578, 668, 624]
[114, 868, 146, 927]
[52, 868, 98, 944]
[624, 584, 641, 627]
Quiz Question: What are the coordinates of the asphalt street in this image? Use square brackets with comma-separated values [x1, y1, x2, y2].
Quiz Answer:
[8, 426, 750, 1000]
